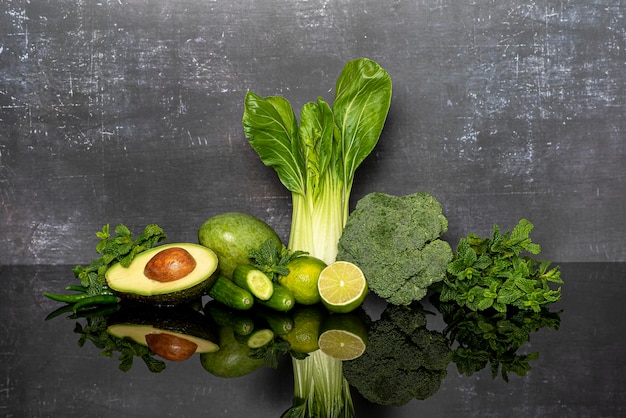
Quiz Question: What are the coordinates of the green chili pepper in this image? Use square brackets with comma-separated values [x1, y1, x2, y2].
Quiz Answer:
[72, 295, 120, 312]
[44, 292, 92, 303]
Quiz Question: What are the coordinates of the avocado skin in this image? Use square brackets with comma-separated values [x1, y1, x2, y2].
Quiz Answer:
[111, 272, 218, 306]
[198, 212, 282, 279]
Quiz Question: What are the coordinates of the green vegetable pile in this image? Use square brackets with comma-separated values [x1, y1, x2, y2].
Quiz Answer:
[42, 57, 565, 417]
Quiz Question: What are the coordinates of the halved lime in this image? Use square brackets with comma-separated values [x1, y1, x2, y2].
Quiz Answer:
[317, 261, 368, 313]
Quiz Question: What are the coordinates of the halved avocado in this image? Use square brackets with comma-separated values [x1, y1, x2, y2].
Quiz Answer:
[106, 304, 219, 362]
[105, 243, 218, 305]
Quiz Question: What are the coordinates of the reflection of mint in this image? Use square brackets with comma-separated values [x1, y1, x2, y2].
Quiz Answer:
[73, 312, 166, 373]
[435, 298, 561, 381]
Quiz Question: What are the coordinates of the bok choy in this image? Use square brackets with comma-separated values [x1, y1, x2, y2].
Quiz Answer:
[243, 58, 392, 418]
[242, 57, 392, 265]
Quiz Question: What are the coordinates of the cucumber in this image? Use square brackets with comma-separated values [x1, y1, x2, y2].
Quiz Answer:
[205, 301, 255, 336]
[208, 275, 254, 311]
[257, 284, 295, 312]
[232, 264, 274, 301]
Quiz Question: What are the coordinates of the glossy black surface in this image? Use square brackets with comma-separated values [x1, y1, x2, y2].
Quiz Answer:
[1, 262, 625, 417]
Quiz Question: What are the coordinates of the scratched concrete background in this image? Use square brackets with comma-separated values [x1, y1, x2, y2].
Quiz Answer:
[1, 0, 624, 264]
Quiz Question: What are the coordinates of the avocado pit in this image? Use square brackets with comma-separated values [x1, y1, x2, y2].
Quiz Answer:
[145, 332, 199, 361]
[144, 247, 197, 282]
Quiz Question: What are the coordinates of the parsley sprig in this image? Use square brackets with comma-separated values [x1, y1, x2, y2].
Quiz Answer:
[437, 219, 563, 313]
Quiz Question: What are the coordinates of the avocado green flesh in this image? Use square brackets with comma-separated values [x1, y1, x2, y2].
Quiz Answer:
[107, 324, 219, 354]
[105, 243, 218, 305]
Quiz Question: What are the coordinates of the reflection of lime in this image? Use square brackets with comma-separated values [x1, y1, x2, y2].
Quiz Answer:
[280, 305, 327, 354]
[278, 256, 327, 305]
[318, 261, 368, 313]
[318, 313, 369, 360]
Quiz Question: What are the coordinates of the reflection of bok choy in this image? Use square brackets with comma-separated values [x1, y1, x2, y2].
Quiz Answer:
[243, 58, 392, 417]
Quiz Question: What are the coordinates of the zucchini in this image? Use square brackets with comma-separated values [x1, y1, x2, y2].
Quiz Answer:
[208, 275, 254, 311]
[257, 284, 295, 312]
[232, 264, 274, 301]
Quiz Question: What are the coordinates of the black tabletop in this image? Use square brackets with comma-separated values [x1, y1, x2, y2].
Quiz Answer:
[1, 262, 625, 417]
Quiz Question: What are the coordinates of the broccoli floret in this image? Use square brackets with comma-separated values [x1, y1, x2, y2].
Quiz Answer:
[337, 192, 453, 305]
[343, 304, 451, 406]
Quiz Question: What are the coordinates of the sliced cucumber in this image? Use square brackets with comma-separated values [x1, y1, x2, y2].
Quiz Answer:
[233, 265, 274, 301]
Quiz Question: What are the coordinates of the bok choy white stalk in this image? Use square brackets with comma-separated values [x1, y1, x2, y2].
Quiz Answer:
[243, 58, 392, 418]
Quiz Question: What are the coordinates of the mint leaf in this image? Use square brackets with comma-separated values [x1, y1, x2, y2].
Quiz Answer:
[441, 219, 562, 313]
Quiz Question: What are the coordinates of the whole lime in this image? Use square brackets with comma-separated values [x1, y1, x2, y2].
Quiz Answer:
[278, 255, 327, 305]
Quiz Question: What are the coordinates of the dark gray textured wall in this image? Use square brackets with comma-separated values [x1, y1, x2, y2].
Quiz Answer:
[1, 0, 624, 265]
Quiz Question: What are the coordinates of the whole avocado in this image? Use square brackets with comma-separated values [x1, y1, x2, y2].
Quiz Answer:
[198, 212, 282, 279]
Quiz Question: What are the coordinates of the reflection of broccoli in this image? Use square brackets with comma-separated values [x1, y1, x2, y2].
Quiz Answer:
[337, 192, 453, 305]
[342, 304, 451, 406]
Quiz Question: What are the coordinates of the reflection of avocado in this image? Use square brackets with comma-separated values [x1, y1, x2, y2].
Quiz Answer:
[106, 304, 219, 362]
[200, 325, 265, 378]
[105, 243, 218, 305]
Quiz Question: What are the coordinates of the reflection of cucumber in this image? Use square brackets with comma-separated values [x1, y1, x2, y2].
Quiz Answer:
[205, 301, 255, 336]
[255, 308, 294, 335]
[257, 284, 295, 312]
[235, 328, 275, 349]
[208, 275, 254, 311]
[233, 265, 274, 301]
